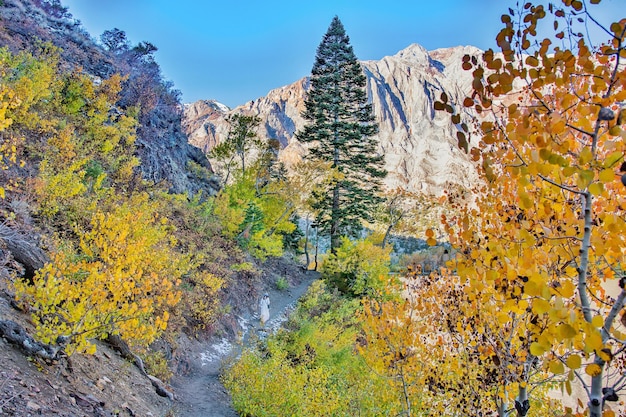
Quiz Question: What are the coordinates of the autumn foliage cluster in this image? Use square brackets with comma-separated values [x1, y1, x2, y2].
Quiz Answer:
[1, 1, 625, 416]
[225, 1, 626, 417]
[0, 44, 226, 358]
[433, 1, 625, 415]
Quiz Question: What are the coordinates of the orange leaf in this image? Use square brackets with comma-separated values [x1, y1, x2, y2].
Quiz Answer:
[585, 363, 602, 377]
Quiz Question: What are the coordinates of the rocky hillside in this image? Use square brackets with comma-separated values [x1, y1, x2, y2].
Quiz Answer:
[0, 0, 218, 197]
[0, 2, 225, 415]
[184, 43, 482, 195]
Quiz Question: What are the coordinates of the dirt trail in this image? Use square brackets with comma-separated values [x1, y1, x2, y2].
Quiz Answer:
[170, 269, 319, 417]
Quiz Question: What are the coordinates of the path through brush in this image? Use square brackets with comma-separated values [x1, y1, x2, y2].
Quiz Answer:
[170, 267, 319, 417]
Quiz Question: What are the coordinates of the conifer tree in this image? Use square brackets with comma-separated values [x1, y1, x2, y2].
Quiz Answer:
[297, 16, 387, 253]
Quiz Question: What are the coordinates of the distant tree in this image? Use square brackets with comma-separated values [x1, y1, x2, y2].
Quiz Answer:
[100, 28, 129, 53]
[209, 113, 261, 185]
[255, 137, 286, 191]
[33, 0, 71, 19]
[132, 41, 158, 58]
[296, 16, 387, 253]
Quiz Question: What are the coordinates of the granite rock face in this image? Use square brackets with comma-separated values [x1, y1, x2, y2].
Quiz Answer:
[184, 44, 483, 195]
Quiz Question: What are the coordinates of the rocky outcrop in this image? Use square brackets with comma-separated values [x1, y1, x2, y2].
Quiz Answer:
[184, 44, 482, 195]
[183, 100, 233, 154]
[0, 0, 218, 197]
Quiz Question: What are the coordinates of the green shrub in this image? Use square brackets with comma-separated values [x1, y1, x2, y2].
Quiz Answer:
[223, 280, 397, 416]
[275, 276, 289, 291]
[320, 236, 393, 297]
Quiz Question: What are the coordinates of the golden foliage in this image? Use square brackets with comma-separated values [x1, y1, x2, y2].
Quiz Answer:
[320, 235, 393, 297]
[213, 169, 296, 260]
[14, 195, 187, 354]
[2, 46, 225, 355]
[223, 280, 397, 416]
[434, 1, 626, 415]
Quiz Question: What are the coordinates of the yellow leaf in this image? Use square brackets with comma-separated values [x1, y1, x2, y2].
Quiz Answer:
[598, 348, 612, 362]
[579, 147, 593, 165]
[591, 315, 604, 328]
[524, 281, 541, 297]
[599, 169, 615, 183]
[603, 151, 623, 168]
[425, 228, 434, 238]
[585, 363, 602, 377]
[426, 237, 437, 246]
[0, 187, 4, 199]
[497, 312, 509, 325]
[558, 323, 577, 339]
[551, 119, 566, 134]
[530, 342, 547, 356]
[519, 192, 533, 209]
[603, 411, 615, 417]
[549, 359, 565, 374]
[586, 331, 603, 351]
[566, 354, 582, 369]
[588, 182, 603, 196]
[533, 298, 551, 314]
[86, 343, 97, 355]
[577, 170, 594, 188]
[609, 126, 622, 136]
[560, 281, 575, 298]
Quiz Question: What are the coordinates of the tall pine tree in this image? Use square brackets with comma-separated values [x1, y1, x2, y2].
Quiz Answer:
[297, 16, 387, 253]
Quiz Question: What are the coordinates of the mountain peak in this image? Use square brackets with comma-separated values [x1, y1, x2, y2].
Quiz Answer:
[184, 42, 481, 196]
[393, 43, 430, 63]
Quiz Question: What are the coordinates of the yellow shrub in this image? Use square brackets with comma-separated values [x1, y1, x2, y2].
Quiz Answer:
[14, 193, 188, 354]
[182, 271, 224, 333]
[321, 236, 393, 297]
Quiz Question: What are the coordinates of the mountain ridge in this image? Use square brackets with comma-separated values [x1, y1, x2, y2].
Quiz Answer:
[184, 43, 482, 196]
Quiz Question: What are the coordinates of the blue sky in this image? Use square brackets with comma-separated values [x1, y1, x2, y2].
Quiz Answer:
[62, 0, 622, 108]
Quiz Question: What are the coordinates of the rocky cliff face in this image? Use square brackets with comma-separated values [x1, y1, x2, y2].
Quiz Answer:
[184, 43, 482, 195]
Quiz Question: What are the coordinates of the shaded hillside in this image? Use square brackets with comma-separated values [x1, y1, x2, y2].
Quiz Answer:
[0, 0, 218, 196]
[0, 2, 235, 416]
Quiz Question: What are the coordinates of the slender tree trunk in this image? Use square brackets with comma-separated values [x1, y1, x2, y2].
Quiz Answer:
[398, 367, 411, 417]
[577, 191, 604, 417]
[590, 290, 626, 417]
[382, 198, 403, 249]
[265, 203, 294, 236]
[400, 371, 412, 417]
[515, 385, 530, 417]
[382, 216, 401, 249]
[382, 223, 393, 249]
[303, 215, 310, 270]
[239, 150, 245, 174]
[496, 398, 507, 417]
[330, 182, 341, 253]
[222, 154, 236, 187]
[314, 231, 319, 271]
[589, 367, 604, 417]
